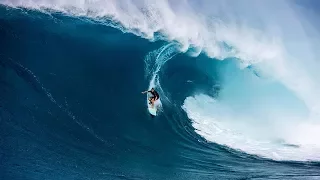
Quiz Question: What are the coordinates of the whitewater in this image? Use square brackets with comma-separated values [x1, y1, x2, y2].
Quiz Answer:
[2, 0, 320, 163]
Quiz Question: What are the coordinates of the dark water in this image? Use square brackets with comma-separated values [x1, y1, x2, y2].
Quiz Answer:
[1, 6, 320, 180]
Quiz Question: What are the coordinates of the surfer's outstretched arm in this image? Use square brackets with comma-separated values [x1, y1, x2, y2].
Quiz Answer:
[141, 90, 150, 94]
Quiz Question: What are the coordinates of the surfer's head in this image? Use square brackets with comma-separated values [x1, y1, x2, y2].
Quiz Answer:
[151, 88, 155, 92]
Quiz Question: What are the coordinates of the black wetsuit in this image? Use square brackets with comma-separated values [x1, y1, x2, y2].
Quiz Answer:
[149, 90, 159, 100]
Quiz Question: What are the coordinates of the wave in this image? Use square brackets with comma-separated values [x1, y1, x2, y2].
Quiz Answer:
[2, 0, 320, 162]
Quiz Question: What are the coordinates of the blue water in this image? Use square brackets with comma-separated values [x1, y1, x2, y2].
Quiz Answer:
[1, 5, 320, 180]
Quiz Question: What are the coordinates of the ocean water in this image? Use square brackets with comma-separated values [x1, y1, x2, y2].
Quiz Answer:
[1, 1, 320, 179]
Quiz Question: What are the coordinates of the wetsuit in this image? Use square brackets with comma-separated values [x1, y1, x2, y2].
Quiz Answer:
[148, 90, 159, 100]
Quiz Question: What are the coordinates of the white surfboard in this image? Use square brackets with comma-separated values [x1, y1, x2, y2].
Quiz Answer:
[148, 107, 157, 116]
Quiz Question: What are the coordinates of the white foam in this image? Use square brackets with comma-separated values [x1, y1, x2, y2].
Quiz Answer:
[183, 94, 320, 161]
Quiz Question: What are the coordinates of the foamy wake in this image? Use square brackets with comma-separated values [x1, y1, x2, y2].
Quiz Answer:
[144, 43, 179, 110]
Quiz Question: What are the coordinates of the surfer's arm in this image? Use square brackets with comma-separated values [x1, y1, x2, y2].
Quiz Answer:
[141, 90, 149, 94]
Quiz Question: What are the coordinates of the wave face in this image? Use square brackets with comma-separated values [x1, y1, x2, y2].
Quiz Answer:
[1, 0, 320, 179]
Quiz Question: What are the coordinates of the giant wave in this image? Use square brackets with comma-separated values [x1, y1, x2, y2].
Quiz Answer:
[2, 0, 320, 161]
[1, 0, 320, 179]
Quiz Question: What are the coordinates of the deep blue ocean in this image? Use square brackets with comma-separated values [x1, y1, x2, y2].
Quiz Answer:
[1, 3, 320, 180]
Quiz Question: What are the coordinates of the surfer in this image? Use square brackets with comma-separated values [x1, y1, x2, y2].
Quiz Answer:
[142, 88, 159, 107]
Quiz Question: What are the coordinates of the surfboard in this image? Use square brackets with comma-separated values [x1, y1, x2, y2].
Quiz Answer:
[147, 92, 157, 116]
[148, 107, 157, 116]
